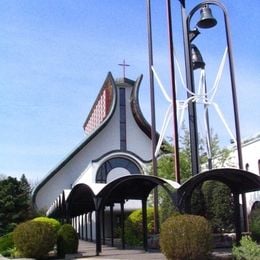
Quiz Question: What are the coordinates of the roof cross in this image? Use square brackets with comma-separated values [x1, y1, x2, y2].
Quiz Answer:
[118, 59, 130, 78]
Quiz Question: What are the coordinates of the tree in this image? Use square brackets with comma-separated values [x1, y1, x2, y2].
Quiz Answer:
[0, 175, 33, 236]
[157, 129, 193, 182]
[156, 133, 193, 223]
[156, 127, 234, 231]
[201, 181, 234, 232]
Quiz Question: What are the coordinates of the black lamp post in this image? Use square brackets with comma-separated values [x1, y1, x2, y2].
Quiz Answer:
[179, 0, 248, 233]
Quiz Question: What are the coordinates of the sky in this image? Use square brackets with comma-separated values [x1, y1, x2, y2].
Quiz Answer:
[0, 0, 259, 183]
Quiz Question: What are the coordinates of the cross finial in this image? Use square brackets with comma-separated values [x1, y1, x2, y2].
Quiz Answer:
[118, 59, 130, 78]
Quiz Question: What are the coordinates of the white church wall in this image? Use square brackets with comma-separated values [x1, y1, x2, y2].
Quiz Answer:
[35, 79, 156, 213]
[228, 136, 260, 213]
[35, 100, 121, 210]
[228, 137, 260, 174]
[73, 162, 95, 186]
[242, 138, 260, 212]
[124, 86, 153, 160]
[241, 138, 260, 174]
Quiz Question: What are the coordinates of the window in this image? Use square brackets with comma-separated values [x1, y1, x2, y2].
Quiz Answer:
[119, 88, 126, 150]
[96, 157, 141, 183]
[258, 159, 260, 175]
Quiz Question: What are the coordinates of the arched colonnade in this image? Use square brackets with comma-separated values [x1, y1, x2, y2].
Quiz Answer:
[48, 168, 260, 256]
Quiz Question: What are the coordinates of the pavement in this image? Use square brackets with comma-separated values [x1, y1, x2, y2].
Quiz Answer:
[67, 240, 166, 259]
[0, 239, 233, 259]
[66, 240, 232, 259]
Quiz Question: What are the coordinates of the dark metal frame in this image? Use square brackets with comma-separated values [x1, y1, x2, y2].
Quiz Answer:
[180, 0, 248, 231]
[179, 0, 200, 176]
[146, 0, 160, 234]
[166, 0, 181, 183]
[177, 168, 260, 242]
[180, 0, 244, 175]
[50, 170, 260, 253]
[65, 175, 177, 255]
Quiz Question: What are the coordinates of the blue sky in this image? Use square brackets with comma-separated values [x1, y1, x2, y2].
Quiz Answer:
[0, 0, 259, 183]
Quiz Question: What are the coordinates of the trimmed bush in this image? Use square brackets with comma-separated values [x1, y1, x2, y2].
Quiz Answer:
[32, 216, 61, 233]
[57, 224, 78, 258]
[125, 208, 154, 246]
[0, 232, 14, 257]
[13, 220, 56, 258]
[232, 235, 260, 260]
[160, 214, 213, 260]
[200, 181, 234, 232]
[249, 208, 260, 242]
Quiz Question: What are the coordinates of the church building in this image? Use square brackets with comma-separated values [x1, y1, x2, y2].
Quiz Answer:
[32, 72, 179, 251]
[33, 72, 260, 254]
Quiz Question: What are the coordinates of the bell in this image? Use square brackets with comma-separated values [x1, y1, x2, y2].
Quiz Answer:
[197, 4, 217, 29]
[191, 44, 205, 70]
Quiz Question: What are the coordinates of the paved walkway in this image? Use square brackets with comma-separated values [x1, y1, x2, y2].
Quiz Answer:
[68, 240, 166, 259]
[0, 240, 232, 259]
[67, 240, 232, 259]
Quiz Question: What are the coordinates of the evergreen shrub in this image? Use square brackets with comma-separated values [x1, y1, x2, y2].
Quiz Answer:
[232, 235, 260, 260]
[249, 208, 260, 242]
[13, 220, 56, 258]
[202, 181, 234, 233]
[32, 216, 61, 233]
[125, 208, 154, 246]
[160, 214, 212, 260]
[57, 224, 78, 258]
[0, 232, 14, 257]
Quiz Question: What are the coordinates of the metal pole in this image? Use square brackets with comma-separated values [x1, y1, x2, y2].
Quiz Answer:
[179, 0, 200, 176]
[120, 201, 125, 249]
[166, 0, 181, 183]
[142, 198, 148, 251]
[146, 0, 159, 233]
[90, 212, 93, 242]
[110, 205, 114, 247]
[221, 2, 248, 233]
[234, 192, 242, 244]
[85, 214, 88, 241]
[95, 210, 101, 255]
[102, 207, 105, 245]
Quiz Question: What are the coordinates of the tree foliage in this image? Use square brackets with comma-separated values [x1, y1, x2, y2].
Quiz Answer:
[156, 128, 234, 231]
[249, 208, 260, 242]
[232, 236, 260, 260]
[125, 208, 154, 246]
[200, 181, 234, 232]
[0, 174, 33, 236]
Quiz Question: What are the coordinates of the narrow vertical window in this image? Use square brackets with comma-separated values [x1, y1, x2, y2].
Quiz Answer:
[119, 88, 126, 151]
[258, 159, 260, 175]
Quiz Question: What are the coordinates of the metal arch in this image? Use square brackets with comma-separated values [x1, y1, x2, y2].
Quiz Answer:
[65, 175, 180, 219]
[96, 174, 179, 211]
[177, 168, 260, 210]
[67, 183, 96, 217]
[94, 174, 179, 255]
